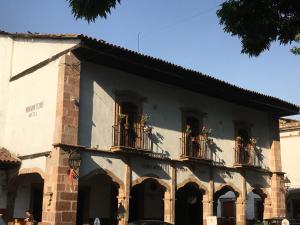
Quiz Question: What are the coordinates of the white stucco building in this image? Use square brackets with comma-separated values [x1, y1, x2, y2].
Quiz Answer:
[0, 30, 299, 225]
[280, 119, 300, 219]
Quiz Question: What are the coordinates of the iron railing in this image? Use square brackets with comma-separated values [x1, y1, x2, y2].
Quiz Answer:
[234, 142, 261, 167]
[112, 123, 152, 151]
[180, 134, 212, 160]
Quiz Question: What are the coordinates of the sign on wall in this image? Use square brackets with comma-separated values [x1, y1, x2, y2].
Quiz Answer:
[25, 101, 44, 118]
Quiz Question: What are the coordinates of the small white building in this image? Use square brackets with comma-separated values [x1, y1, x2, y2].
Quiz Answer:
[280, 119, 300, 219]
[0, 30, 299, 225]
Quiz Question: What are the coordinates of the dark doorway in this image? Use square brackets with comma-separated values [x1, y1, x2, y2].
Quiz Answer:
[31, 183, 44, 222]
[77, 173, 119, 225]
[213, 186, 238, 225]
[129, 179, 165, 222]
[175, 183, 204, 225]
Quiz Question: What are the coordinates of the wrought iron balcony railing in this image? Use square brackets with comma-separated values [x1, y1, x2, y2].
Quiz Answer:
[180, 134, 212, 161]
[111, 123, 152, 152]
[234, 142, 261, 167]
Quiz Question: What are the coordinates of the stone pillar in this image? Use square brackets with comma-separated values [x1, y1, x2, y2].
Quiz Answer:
[122, 158, 131, 225]
[236, 197, 246, 225]
[165, 163, 175, 223]
[164, 191, 172, 223]
[42, 52, 81, 225]
[264, 197, 272, 219]
[236, 171, 246, 225]
[203, 167, 214, 225]
[271, 173, 286, 217]
[269, 116, 286, 218]
[42, 147, 79, 225]
[117, 190, 126, 225]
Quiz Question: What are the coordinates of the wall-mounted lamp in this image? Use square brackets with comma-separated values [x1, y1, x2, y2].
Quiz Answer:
[68, 150, 81, 170]
[282, 176, 291, 192]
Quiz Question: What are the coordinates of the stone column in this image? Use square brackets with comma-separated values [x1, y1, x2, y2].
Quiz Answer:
[269, 116, 286, 218]
[271, 173, 286, 217]
[236, 171, 246, 225]
[122, 157, 132, 225]
[164, 163, 175, 224]
[203, 167, 214, 225]
[42, 52, 81, 225]
[164, 191, 172, 223]
[236, 197, 246, 225]
[264, 197, 273, 219]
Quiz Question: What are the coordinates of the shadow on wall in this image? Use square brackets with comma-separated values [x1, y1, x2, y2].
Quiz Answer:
[78, 63, 272, 158]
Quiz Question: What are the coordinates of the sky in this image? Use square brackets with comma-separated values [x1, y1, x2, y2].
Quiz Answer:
[0, 0, 299, 118]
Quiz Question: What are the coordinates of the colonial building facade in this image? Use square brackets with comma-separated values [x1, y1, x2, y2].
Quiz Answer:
[280, 119, 300, 219]
[0, 31, 299, 225]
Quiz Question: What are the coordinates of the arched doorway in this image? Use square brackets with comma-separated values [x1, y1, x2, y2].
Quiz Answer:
[286, 190, 300, 219]
[129, 178, 166, 222]
[77, 173, 120, 225]
[246, 188, 266, 224]
[9, 173, 44, 223]
[175, 183, 204, 225]
[214, 185, 239, 225]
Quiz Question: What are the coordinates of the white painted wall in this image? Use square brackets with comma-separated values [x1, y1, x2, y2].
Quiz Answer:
[0, 35, 14, 146]
[0, 37, 79, 156]
[10, 38, 79, 78]
[280, 129, 300, 187]
[79, 63, 272, 168]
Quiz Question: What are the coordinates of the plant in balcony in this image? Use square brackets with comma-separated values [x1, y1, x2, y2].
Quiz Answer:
[249, 138, 257, 148]
[201, 127, 212, 139]
[118, 113, 126, 123]
[185, 125, 192, 136]
[141, 114, 150, 125]
[235, 136, 243, 147]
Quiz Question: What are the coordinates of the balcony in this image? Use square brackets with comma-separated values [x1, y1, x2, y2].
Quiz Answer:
[234, 142, 261, 168]
[111, 123, 152, 153]
[180, 135, 213, 163]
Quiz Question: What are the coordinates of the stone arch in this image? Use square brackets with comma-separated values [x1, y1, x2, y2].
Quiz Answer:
[132, 176, 171, 193]
[247, 184, 272, 220]
[18, 167, 45, 179]
[177, 177, 208, 194]
[247, 184, 270, 200]
[81, 168, 125, 191]
[215, 182, 242, 197]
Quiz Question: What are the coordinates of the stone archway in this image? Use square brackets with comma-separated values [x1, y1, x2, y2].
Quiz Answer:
[129, 178, 168, 222]
[175, 182, 206, 225]
[77, 169, 124, 225]
[214, 184, 241, 225]
[246, 186, 270, 223]
[7, 172, 44, 224]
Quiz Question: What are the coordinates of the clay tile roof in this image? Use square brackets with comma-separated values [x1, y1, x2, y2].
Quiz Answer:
[1, 30, 299, 116]
[0, 148, 20, 165]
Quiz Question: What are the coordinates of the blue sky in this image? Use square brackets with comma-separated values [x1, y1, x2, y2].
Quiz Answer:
[0, 0, 299, 118]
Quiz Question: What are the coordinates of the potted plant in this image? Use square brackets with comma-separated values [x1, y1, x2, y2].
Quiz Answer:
[141, 114, 150, 125]
[186, 125, 192, 136]
[236, 136, 243, 147]
[249, 138, 257, 148]
[201, 127, 212, 139]
[118, 113, 126, 123]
